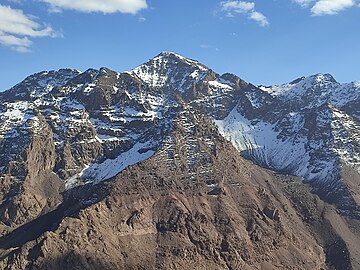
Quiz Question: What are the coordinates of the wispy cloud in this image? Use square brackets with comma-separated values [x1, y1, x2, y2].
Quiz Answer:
[39, 0, 148, 14]
[219, 1, 269, 27]
[138, 16, 146, 23]
[221, 1, 255, 13]
[0, 4, 58, 52]
[293, 0, 315, 7]
[200, 44, 219, 51]
[249, 11, 269, 26]
[312, 0, 355, 15]
[294, 0, 357, 15]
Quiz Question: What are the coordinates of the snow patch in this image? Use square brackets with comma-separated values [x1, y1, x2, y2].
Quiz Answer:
[207, 80, 233, 90]
[214, 105, 310, 175]
[84, 83, 96, 94]
[81, 142, 156, 183]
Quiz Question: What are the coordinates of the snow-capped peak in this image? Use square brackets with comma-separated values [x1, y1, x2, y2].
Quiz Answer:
[313, 73, 337, 83]
[1, 69, 81, 99]
[155, 51, 208, 71]
[129, 52, 210, 89]
[259, 73, 340, 98]
[353, 80, 360, 87]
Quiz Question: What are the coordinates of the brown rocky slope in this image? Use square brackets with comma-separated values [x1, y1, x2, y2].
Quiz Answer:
[0, 112, 359, 270]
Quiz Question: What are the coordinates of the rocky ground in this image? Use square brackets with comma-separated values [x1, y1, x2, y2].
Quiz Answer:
[0, 114, 358, 270]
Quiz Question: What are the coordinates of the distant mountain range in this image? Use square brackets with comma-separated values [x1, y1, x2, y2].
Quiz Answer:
[0, 52, 359, 270]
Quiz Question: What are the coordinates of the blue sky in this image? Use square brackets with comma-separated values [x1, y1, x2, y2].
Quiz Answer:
[1, 0, 360, 91]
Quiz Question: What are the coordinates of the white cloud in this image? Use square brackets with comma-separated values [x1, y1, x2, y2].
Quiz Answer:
[0, 33, 32, 52]
[293, 0, 315, 7]
[221, 1, 255, 13]
[311, 0, 355, 15]
[39, 0, 148, 14]
[220, 1, 269, 27]
[249, 11, 269, 26]
[294, 0, 357, 15]
[0, 5, 58, 52]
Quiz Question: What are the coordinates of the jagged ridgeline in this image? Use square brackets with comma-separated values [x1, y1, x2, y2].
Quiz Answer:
[0, 52, 359, 270]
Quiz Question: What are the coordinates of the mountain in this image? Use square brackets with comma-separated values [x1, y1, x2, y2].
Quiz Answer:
[218, 74, 360, 212]
[0, 52, 359, 269]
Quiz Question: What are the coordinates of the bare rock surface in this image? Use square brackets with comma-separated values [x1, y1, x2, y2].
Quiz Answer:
[0, 52, 359, 269]
[0, 113, 358, 270]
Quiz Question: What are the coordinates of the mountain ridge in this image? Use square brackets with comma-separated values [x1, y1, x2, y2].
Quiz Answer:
[1, 52, 359, 205]
[0, 52, 359, 269]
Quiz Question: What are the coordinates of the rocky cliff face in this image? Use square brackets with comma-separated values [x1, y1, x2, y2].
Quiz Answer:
[0, 112, 351, 270]
[0, 52, 359, 269]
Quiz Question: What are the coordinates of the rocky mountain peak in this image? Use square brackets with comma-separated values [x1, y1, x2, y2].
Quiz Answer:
[258, 73, 343, 106]
[130, 51, 211, 90]
[313, 73, 337, 83]
[287, 73, 337, 86]
[154, 51, 208, 69]
[0, 69, 81, 101]
[300, 73, 339, 92]
[289, 76, 306, 85]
